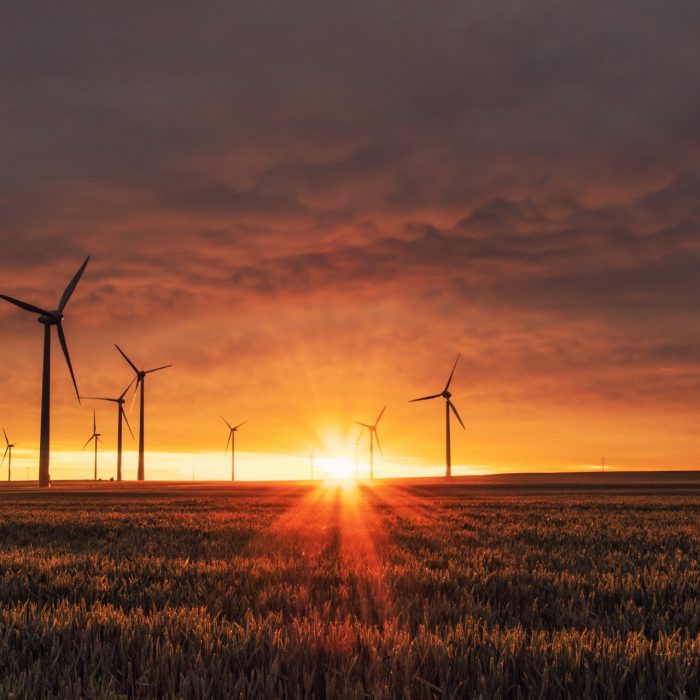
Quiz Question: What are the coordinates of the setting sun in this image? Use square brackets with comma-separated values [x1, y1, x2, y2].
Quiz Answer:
[316, 456, 355, 480]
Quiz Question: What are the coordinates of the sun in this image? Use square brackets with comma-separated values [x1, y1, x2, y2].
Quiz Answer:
[316, 456, 355, 480]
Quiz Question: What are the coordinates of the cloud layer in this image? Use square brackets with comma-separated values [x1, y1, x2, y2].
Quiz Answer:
[1, 1, 698, 475]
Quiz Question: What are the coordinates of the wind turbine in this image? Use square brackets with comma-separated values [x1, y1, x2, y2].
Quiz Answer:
[221, 416, 247, 481]
[82, 410, 101, 481]
[81, 379, 135, 481]
[0, 257, 89, 487]
[115, 345, 172, 481]
[355, 406, 386, 480]
[2, 429, 14, 482]
[410, 354, 465, 478]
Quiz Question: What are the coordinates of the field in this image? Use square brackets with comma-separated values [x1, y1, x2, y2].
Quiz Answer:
[0, 473, 699, 699]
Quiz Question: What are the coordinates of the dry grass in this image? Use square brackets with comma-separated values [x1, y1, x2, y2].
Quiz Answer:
[0, 476, 698, 698]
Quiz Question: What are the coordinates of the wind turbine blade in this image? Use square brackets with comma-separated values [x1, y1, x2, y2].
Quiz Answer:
[58, 256, 90, 311]
[145, 364, 172, 374]
[354, 421, 371, 428]
[0, 293, 47, 316]
[448, 400, 466, 429]
[82, 435, 94, 449]
[2, 429, 8, 447]
[57, 322, 80, 401]
[375, 405, 386, 426]
[443, 354, 461, 392]
[225, 430, 232, 455]
[1, 446, 7, 468]
[375, 430, 382, 454]
[122, 406, 135, 439]
[82, 396, 118, 403]
[129, 377, 142, 413]
[93, 410, 97, 434]
[409, 393, 441, 402]
[355, 430, 363, 445]
[234, 420, 248, 430]
[115, 344, 139, 374]
[220, 415, 233, 430]
[119, 376, 137, 400]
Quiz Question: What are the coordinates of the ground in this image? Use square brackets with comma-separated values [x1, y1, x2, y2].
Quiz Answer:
[0, 473, 698, 698]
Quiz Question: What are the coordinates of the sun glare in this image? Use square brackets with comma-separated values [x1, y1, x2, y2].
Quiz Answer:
[316, 456, 355, 480]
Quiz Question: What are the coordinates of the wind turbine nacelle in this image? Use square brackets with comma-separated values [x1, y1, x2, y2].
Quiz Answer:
[38, 311, 63, 325]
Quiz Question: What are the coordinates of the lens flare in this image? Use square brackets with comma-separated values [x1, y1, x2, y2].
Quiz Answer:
[316, 456, 354, 480]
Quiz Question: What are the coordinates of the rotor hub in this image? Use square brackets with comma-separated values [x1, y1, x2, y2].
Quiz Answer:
[38, 310, 63, 325]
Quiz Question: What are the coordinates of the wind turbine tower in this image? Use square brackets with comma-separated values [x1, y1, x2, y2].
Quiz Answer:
[115, 345, 172, 481]
[83, 410, 101, 480]
[0, 257, 90, 487]
[355, 406, 386, 480]
[410, 354, 465, 478]
[2, 429, 14, 482]
[221, 416, 247, 481]
[82, 380, 134, 481]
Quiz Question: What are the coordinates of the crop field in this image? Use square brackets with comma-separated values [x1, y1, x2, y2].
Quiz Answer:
[0, 474, 699, 699]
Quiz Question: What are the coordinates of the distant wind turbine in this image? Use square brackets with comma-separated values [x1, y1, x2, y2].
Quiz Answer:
[81, 379, 135, 481]
[2, 429, 14, 482]
[355, 406, 386, 479]
[0, 257, 89, 487]
[410, 354, 465, 478]
[221, 416, 247, 481]
[82, 410, 101, 480]
[115, 345, 172, 481]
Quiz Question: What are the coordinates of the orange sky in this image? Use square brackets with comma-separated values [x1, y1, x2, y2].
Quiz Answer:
[1, 2, 698, 480]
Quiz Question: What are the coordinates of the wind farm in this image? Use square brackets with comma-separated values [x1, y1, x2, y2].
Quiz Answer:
[1, 1, 698, 696]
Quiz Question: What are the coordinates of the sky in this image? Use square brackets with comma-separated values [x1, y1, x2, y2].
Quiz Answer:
[1, 1, 699, 480]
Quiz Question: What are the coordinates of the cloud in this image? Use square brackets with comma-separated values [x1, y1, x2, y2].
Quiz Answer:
[0, 1, 698, 471]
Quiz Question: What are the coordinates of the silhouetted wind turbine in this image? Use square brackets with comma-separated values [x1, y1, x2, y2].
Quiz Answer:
[410, 354, 465, 478]
[82, 410, 101, 481]
[115, 345, 172, 481]
[0, 257, 89, 487]
[81, 379, 135, 481]
[2, 429, 14, 482]
[221, 416, 247, 481]
[355, 406, 386, 480]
